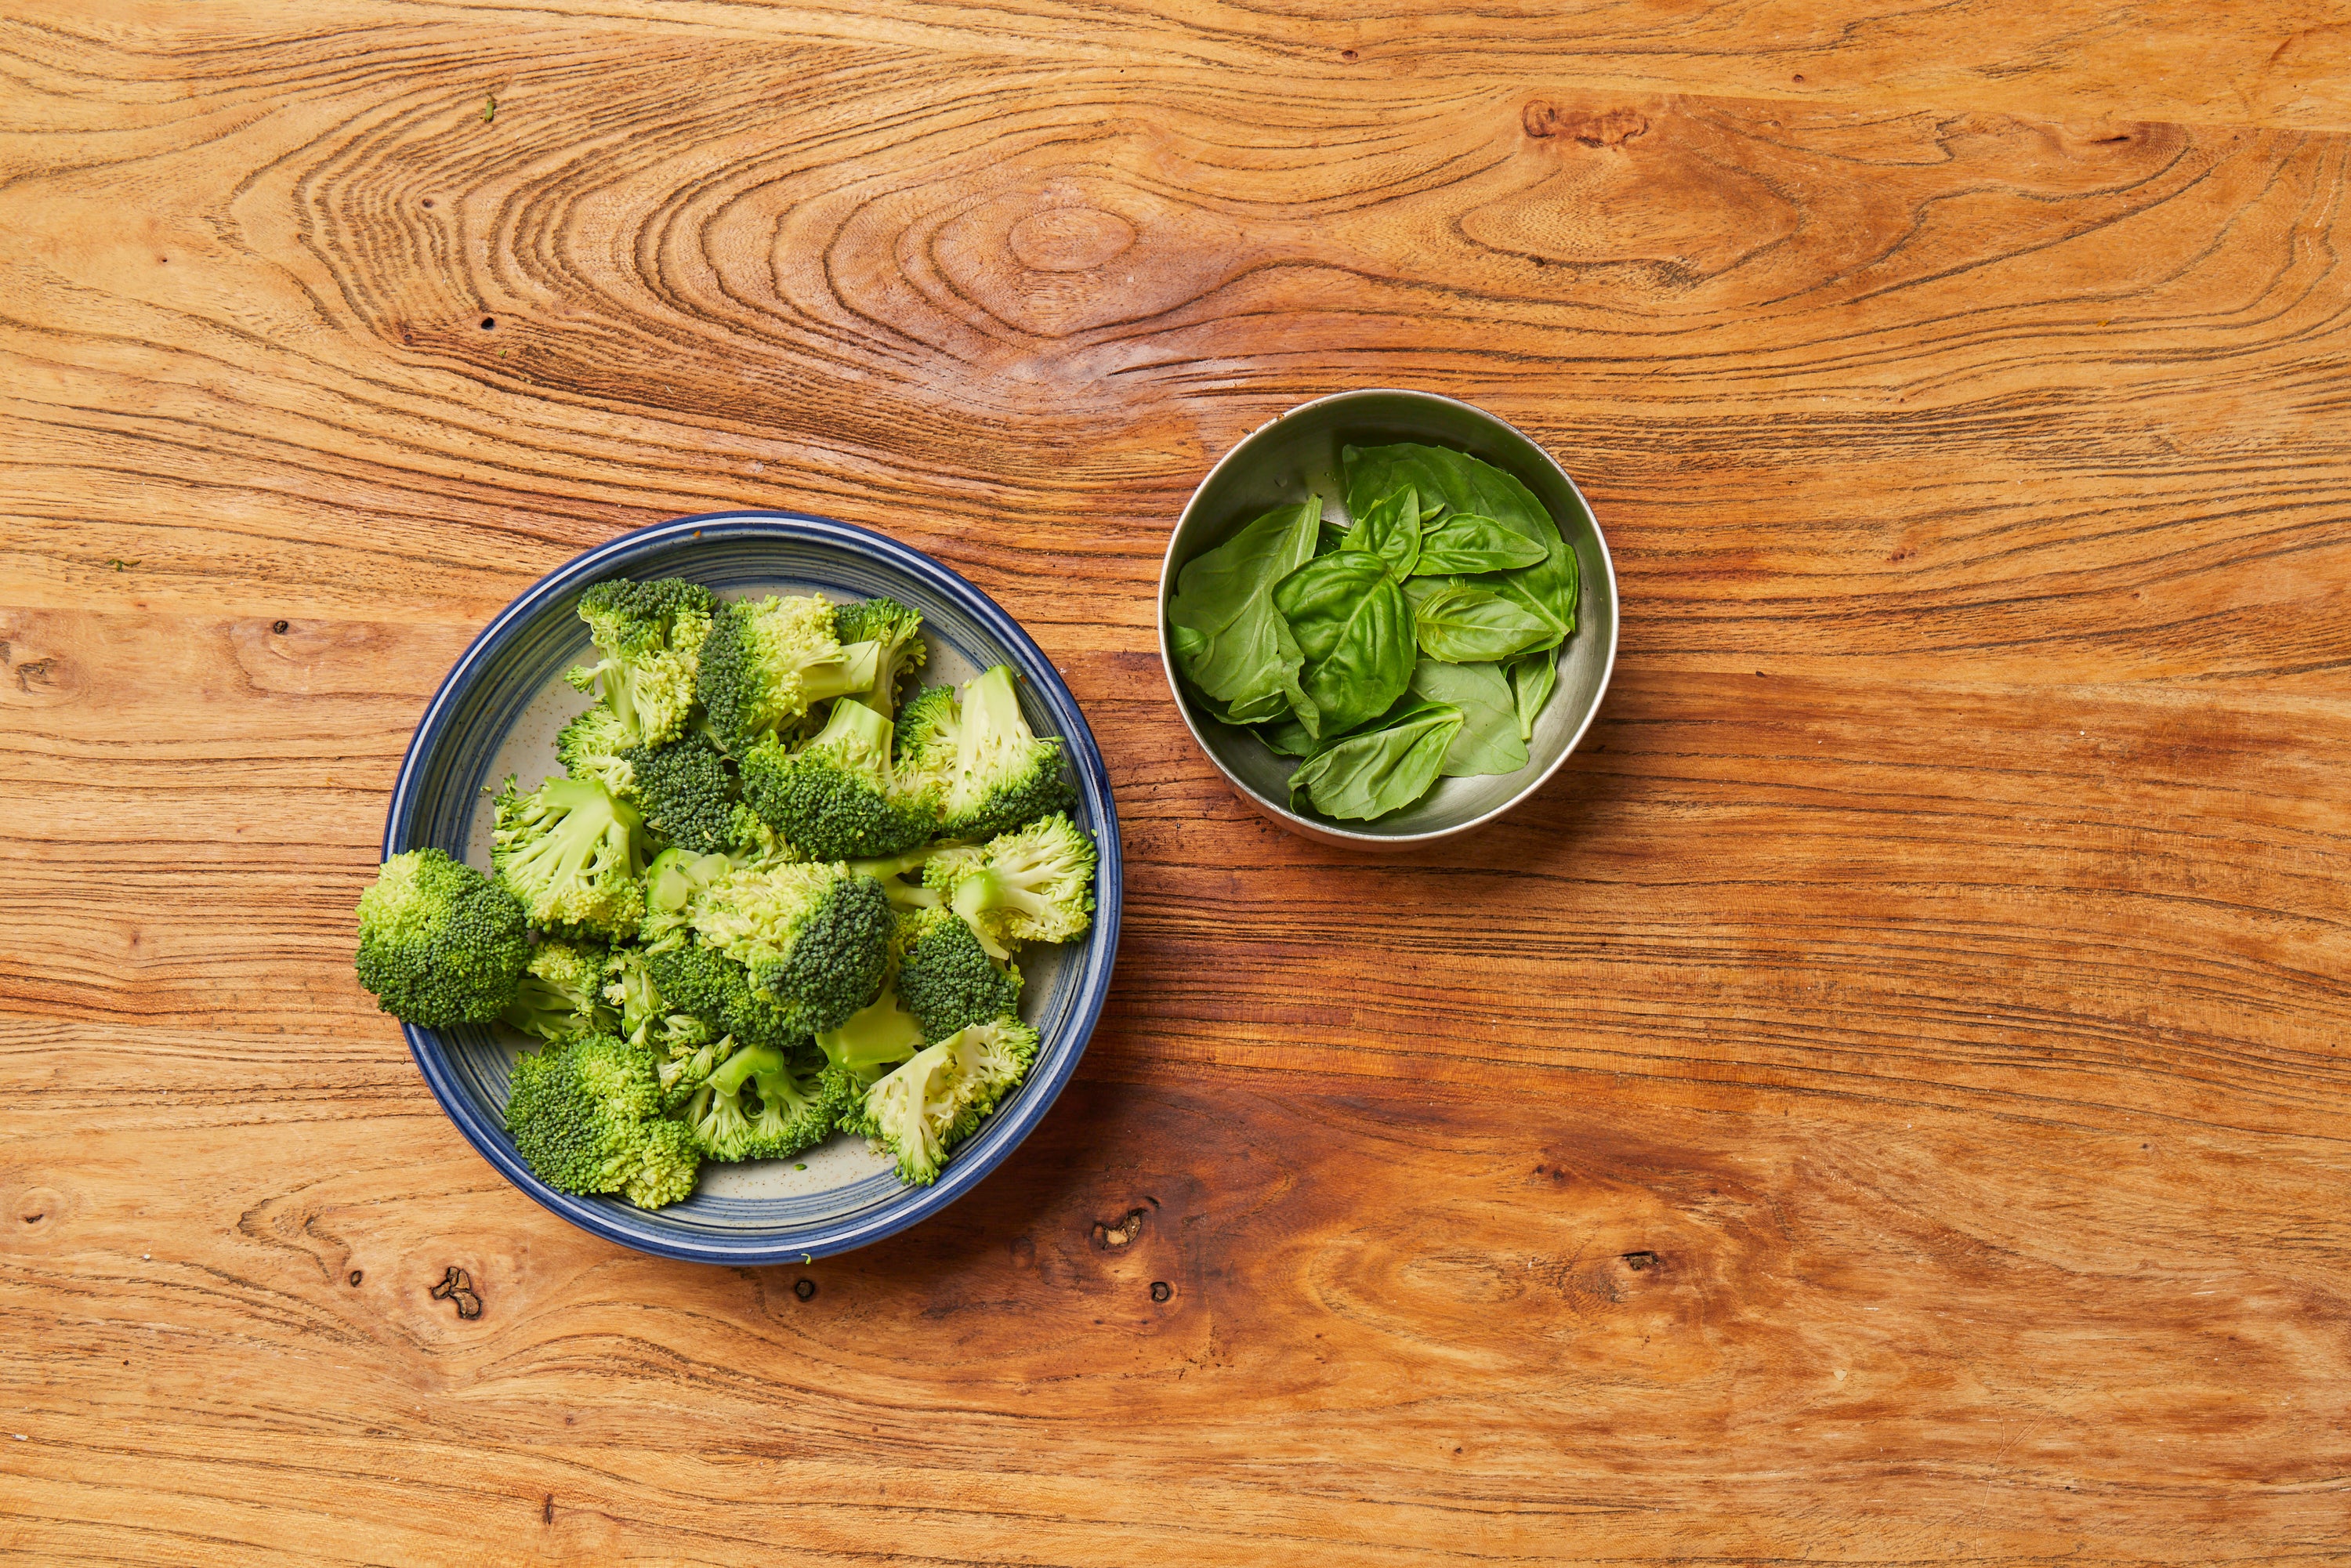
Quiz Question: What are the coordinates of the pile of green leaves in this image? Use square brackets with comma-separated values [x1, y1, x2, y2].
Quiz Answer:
[1166, 443, 1578, 821]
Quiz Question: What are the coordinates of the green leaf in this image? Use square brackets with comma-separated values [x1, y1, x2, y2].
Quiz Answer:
[1505, 649, 1559, 742]
[1411, 581, 1558, 664]
[1340, 485, 1421, 579]
[1166, 499, 1324, 737]
[1285, 704, 1463, 820]
[1407, 661, 1527, 778]
[1271, 549, 1415, 734]
[1345, 443, 1579, 635]
[1414, 512, 1547, 576]
[1258, 715, 1320, 757]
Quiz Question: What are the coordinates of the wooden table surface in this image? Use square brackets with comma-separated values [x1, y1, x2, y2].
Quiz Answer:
[6, 2, 2350, 1561]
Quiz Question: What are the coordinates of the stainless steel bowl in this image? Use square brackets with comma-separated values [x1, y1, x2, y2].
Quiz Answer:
[1157, 389, 1618, 849]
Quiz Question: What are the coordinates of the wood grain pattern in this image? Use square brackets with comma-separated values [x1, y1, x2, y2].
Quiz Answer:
[4, 2, 2349, 1560]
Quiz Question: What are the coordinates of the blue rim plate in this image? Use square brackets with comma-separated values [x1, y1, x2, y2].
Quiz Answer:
[382, 511, 1121, 1264]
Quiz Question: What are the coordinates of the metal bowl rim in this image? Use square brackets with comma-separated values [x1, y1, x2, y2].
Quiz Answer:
[1155, 388, 1619, 847]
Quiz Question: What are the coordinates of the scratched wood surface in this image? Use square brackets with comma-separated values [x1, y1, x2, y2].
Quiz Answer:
[4, 1, 2350, 1561]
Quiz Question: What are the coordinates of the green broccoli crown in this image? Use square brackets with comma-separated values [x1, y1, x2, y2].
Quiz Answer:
[555, 706, 637, 797]
[940, 1015, 1041, 1120]
[814, 980, 926, 1083]
[936, 666, 1076, 841]
[652, 1022, 727, 1110]
[685, 860, 892, 1034]
[738, 700, 939, 862]
[620, 734, 737, 854]
[498, 937, 616, 1042]
[563, 578, 717, 748]
[682, 1040, 849, 1161]
[695, 595, 881, 753]
[893, 684, 962, 794]
[491, 774, 650, 940]
[895, 907, 1023, 1044]
[354, 848, 531, 1027]
[638, 936, 804, 1052]
[837, 1040, 970, 1185]
[838, 1016, 1042, 1185]
[505, 1032, 701, 1208]
[831, 596, 927, 716]
[936, 813, 1097, 958]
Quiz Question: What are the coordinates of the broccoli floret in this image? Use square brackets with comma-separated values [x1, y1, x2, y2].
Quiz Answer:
[650, 1020, 727, 1110]
[505, 1032, 701, 1208]
[683, 860, 893, 1034]
[621, 733, 737, 853]
[904, 667, 1076, 841]
[838, 1040, 969, 1185]
[814, 981, 926, 1083]
[893, 683, 962, 795]
[838, 1016, 1036, 1186]
[639, 937, 805, 1052]
[927, 813, 1097, 959]
[695, 594, 882, 754]
[944, 1016, 1041, 1121]
[641, 846, 738, 941]
[681, 1040, 852, 1161]
[739, 699, 938, 862]
[895, 907, 1022, 1044]
[354, 848, 531, 1027]
[491, 774, 650, 940]
[831, 596, 926, 718]
[839, 1015, 1041, 1184]
[555, 705, 637, 797]
[498, 938, 615, 1042]
[563, 578, 718, 748]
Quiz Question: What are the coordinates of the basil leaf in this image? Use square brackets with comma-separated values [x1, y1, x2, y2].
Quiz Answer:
[1505, 649, 1558, 742]
[1340, 484, 1421, 579]
[1414, 512, 1546, 576]
[1270, 549, 1415, 735]
[1285, 704, 1463, 820]
[1259, 715, 1320, 757]
[1412, 581, 1557, 664]
[1407, 661, 1527, 778]
[1345, 444, 1578, 634]
[1166, 499, 1324, 737]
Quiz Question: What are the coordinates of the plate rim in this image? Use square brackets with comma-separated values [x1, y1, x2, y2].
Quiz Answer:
[382, 509, 1122, 1264]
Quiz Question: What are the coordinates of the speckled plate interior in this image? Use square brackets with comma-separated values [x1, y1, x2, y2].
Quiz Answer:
[385, 512, 1121, 1264]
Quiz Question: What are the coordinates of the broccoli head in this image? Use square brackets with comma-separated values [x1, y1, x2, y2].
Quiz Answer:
[831, 596, 926, 717]
[900, 667, 1075, 842]
[638, 933, 805, 1052]
[563, 578, 718, 748]
[621, 733, 737, 853]
[491, 774, 650, 940]
[498, 938, 616, 1042]
[555, 705, 637, 797]
[895, 907, 1022, 1043]
[354, 848, 531, 1027]
[940, 1015, 1041, 1121]
[839, 1015, 1041, 1185]
[838, 1040, 970, 1185]
[814, 980, 926, 1083]
[683, 860, 893, 1034]
[695, 594, 881, 754]
[739, 698, 939, 862]
[681, 1039, 852, 1161]
[505, 1032, 700, 1208]
[926, 813, 1096, 959]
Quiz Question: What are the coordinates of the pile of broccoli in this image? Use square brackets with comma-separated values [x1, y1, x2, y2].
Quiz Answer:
[353, 577, 1096, 1205]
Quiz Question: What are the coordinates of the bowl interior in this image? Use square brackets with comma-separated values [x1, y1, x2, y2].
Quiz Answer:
[1161, 391, 1617, 843]
[391, 514, 1118, 1262]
